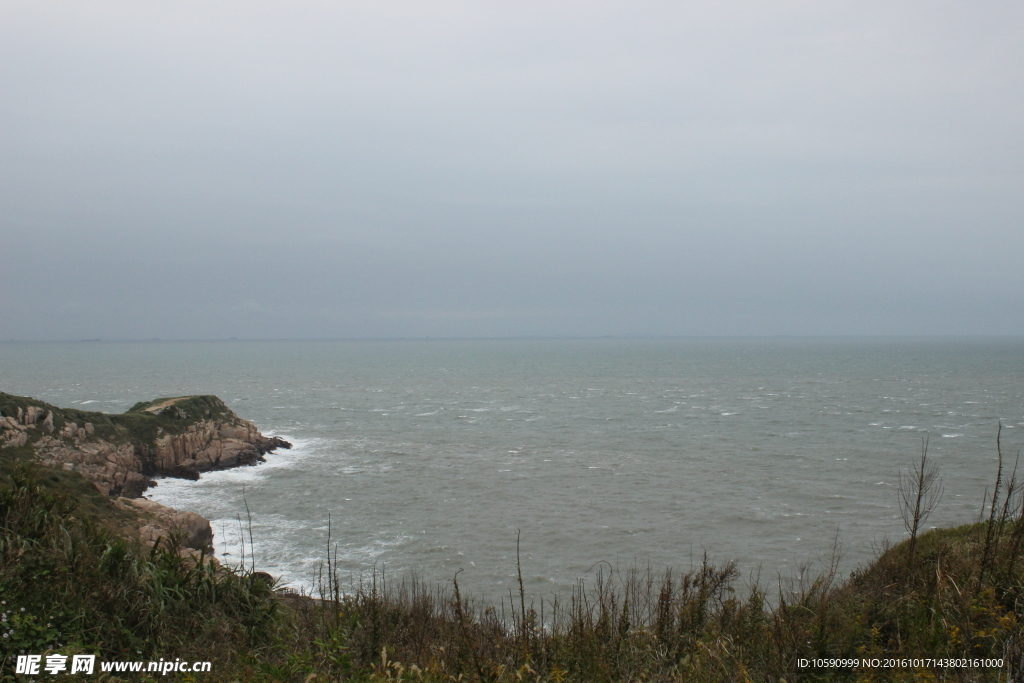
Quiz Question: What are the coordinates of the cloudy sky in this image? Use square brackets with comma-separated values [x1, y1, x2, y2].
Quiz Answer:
[2, 1, 1022, 340]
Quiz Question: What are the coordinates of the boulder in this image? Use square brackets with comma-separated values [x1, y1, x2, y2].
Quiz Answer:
[126, 498, 214, 550]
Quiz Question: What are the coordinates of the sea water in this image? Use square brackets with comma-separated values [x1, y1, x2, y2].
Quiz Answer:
[2, 338, 1022, 603]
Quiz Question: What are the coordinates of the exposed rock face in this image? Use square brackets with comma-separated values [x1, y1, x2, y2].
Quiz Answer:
[0, 393, 291, 497]
[0, 416, 30, 448]
[124, 497, 215, 550]
[35, 435, 151, 497]
[113, 497, 221, 568]
[148, 417, 289, 478]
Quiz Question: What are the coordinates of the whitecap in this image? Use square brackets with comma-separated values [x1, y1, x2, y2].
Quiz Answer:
[333, 535, 414, 564]
[942, 433, 962, 438]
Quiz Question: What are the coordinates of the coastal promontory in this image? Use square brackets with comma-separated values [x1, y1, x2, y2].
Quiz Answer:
[0, 392, 290, 498]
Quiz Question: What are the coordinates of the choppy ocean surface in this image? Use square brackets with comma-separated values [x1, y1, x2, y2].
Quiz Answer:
[2, 338, 1022, 603]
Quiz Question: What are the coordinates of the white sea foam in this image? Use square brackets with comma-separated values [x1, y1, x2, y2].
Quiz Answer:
[334, 535, 414, 564]
[147, 434, 315, 501]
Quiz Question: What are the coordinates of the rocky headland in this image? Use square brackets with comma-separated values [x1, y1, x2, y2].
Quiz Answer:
[0, 392, 289, 497]
[0, 392, 289, 553]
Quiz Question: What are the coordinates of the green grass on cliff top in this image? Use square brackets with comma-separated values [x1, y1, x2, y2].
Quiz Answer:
[0, 392, 240, 449]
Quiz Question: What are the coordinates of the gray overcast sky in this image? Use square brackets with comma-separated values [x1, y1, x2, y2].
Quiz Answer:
[2, 1, 1022, 340]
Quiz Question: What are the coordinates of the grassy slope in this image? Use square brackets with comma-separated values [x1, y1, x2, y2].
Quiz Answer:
[0, 454, 280, 682]
[0, 445, 137, 532]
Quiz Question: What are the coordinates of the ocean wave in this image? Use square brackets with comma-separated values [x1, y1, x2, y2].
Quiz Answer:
[146, 433, 317, 498]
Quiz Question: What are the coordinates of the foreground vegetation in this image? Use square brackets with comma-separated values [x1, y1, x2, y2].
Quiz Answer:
[2, 441, 1023, 681]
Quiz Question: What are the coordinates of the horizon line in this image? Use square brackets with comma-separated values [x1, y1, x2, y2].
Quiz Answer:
[3, 333, 1024, 344]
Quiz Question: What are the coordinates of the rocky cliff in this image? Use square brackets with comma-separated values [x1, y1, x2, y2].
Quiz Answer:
[0, 393, 290, 497]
